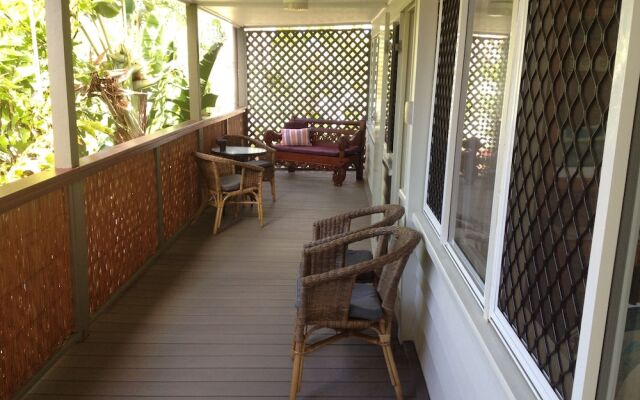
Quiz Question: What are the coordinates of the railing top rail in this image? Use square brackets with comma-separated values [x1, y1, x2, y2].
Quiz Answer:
[0, 108, 246, 213]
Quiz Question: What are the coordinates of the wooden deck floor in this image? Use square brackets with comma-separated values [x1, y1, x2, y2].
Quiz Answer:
[27, 171, 428, 399]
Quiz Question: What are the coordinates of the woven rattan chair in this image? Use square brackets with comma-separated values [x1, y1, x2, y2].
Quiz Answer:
[291, 226, 421, 399]
[308, 205, 405, 277]
[221, 135, 277, 201]
[194, 152, 264, 235]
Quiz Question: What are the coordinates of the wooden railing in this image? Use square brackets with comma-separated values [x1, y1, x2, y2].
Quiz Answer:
[0, 108, 247, 400]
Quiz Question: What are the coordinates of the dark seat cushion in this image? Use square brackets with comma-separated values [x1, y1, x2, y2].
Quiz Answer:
[246, 159, 273, 169]
[349, 283, 383, 320]
[346, 249, 373, 265]
[273, 144, 361, 157]
[346, 249, 375, 283]
[220, 175, 241, 191]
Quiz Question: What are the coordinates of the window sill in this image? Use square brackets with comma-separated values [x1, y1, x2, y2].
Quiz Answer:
[410, 210, 540, 400]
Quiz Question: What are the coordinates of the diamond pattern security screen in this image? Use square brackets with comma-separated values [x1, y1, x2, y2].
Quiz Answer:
[246, 28, 371, 140]
[462, 35, 509, 177]
[498, 0, 621, 398]
[385, 24, 400, 152]
[426, 0, 460, 222]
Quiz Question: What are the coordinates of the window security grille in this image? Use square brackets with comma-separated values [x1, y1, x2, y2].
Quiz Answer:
[498, 0, 621, 398]
[426, 0, 460, 222]
[385, 24, 400, 152]
[245, 28, 371, 140]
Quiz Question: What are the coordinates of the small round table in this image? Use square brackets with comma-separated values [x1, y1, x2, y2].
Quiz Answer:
[211, 146, 267, 161]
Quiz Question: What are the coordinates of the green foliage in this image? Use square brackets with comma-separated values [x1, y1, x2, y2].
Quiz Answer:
[0, 0, 225, 185]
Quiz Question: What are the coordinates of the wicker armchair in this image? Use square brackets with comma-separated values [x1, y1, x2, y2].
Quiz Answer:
[194, 152, 264, 234]
[290, 226, 421, 399]
[308, 205, 405, 278]
[221, 135, 277, 201]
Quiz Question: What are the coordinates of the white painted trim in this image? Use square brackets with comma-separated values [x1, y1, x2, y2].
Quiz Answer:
[439, 0, 469, 243]
[572, 0, 640, 398]
[484, 0, 529, 320]
[491, 312, 558, 399]
[422, 0, 444, 228]
[390, 4, 416, 205]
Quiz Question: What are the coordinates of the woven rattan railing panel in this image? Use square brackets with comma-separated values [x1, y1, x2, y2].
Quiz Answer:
[160, 132, 200, 240]
[426, 0, 460, 222]
[246, 28, 371, 140]
[85, 151, 158, 313]
[498, 1, 620, 398]
[203, 120, 227, 153]
[227, 112, 246, 135]
[0, 188, 73, 400]
[462, 35, 509, 177]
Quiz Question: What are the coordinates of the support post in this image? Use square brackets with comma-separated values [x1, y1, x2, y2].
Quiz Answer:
[46, 0, 89, 336]
[45, 0, 79, 169]
[236, 27, 248, 108]
[186, 4, 204, 150]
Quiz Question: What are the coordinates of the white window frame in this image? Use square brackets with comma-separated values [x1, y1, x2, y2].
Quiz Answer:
[419, 0, 640, 398]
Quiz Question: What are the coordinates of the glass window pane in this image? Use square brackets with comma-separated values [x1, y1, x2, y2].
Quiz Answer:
[72, 0, 188, 156]
[0, 0, 53, 185]
[198, 10, 236, 117]
[451, 0, 513, 281]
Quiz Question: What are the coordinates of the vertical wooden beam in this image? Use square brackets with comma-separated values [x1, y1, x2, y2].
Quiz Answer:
[236, 27, 248, 108]
[46, 0, 89, 336]
[187, 4, 201, 121]
[186, 4, 204, 151]
[45, 0, 79, 168]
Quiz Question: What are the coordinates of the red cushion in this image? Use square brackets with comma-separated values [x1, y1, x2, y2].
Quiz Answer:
[273, 144, 361, 157]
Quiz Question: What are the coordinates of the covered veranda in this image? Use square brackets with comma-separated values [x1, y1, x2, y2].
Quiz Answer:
[21, 171, 427, 399]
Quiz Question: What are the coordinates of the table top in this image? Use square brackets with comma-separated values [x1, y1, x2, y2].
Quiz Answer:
[211, 146, 267, 156]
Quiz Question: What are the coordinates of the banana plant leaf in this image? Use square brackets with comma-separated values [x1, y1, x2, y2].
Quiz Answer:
[176, 42, 223, 121]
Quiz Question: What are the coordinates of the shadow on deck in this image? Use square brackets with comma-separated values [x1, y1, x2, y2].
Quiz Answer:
[27, 171, 428, 399]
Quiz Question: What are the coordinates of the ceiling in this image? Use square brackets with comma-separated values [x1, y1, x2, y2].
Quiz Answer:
[192, 0, 386, 27]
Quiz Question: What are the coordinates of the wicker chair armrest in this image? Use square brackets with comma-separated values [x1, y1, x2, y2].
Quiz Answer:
[301, 257, 382, 288]
[264, 130, 282, 146]
[309, 205, 405, 244]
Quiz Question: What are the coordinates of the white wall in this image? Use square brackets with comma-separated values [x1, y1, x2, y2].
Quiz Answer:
[368, 0, 538, 398]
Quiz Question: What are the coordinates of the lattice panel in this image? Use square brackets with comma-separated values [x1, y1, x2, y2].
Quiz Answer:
[246, 28, 371, 140]
[368, 35, 381, 124]
[0, 189, 73, 400]
[161, 132, 200, 240]
[498, 0, 620, 398]
[426, 0, 460, 221]
[461, 35, 509, 177]
[85, 151, 158, 313]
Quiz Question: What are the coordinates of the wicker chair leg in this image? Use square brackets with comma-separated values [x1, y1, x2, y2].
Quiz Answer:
[257, 191, 264, 226]
[270, 178, 276, 202]
[289, 341, 305, 399]
[213, 205, 224, 235]
[380, 331, 403, 400]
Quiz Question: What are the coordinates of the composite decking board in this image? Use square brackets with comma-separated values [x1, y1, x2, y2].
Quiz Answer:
[28, 172, 428, 399]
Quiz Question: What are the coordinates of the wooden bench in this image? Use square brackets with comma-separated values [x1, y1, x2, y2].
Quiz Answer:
[264, 117, 366, 186]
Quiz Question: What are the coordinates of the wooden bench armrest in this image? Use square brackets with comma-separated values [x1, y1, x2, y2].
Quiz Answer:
[264, 130, 282, 146]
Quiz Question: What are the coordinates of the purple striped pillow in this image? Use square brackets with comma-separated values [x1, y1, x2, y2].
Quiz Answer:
[281, 128, 312, 146]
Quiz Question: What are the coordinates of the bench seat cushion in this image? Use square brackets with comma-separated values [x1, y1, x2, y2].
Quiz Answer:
[273, 144, 361, 157]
